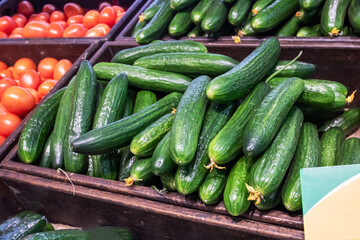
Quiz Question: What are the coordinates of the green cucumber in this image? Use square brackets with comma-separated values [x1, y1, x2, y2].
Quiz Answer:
[18, 88, 65, 164]
[320, 127, 344, 166]
[282, 122, 321, 211]
[348, 0, 360, 32]
[161, 171, 177, 191]
[133, 91, 157, 113]
[255, 188, 281, 211]
[243, 77, 305, 157]
[300, 0, 324, 10]
[228, 0, 251, 26]
[136, 0, 174, 44]
[223, 156, 253, 216]
[39, 135, 52, 168]
[111, 40, 207, 65]
[170, 0, 198, 10]
[296, 24, 321, 36]
[339, 138, 360, 165]
[247, 107, 303, 203]
[131, 19, 149, 37]
[175, 102, 236, 195]
[169, 8, 193, 37]
[72, 92, 182, 155]
[0, 211, 47, 240]
[268, 61, 315, 78]
[125, 157, 154, 185]
[134, 53, 238, 77]
[199, 168, 227, 205]
[251, 0, 275, 15]
[94, 62, 191, 93]
[206, 37, 280, 103]
[64, 61, 97, 174]
[296, 8, 321, 25]
[43, 223, 54, 232]
[151, 132, 176, 176]
[208, 82, 271, 165]
[240, 18, 257, 36]
[187, 25, 203, 37]
[169, 76, 209, 165]
[143, 0, 166, 20]
[276, 15, 302, 36]
[319, 108, 360, 135]
[201, 0, 228, 33]
[298, 104, 343, 123]
[252, 0, 299, 32]
[191, 0, 213, 24]
[320, 0, 351, 36]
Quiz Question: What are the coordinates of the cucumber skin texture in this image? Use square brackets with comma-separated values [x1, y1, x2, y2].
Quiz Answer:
[161, 171, 177, 191]
[251, 0, 275, 14]
[269, 61, 316, 78]
[175, 102, 236, 195]
[130, 158, 154, 184]
[94, 62, 191, 93]
[206, 37, 281, 103]
[151, 132, 176, 176]
[256, 189, 281, 211]
[320, 127, 344, 166]
[252, 0, 299, 32]
[199, 168, 227, 205]
[143, 0, 165, 20]
[249, 107, 304, 197]
[39, 135, 52, 168]
[297, 24, 321, 37]
[133, 91, 157, 114]
[300, 0, 324, 10]
[339, 138, 360, 165]
[18, 88, 65, 164]
[72, 92, 182, 155]
[243, 77, 305, 157]
[191, 0, 213, 24]
[201, 0, 228, 33]
[111, 40, 207, 65]
[282, 122, 321, 212]
[276, 16, 302, 37]
[349, 0, 360, 32]
[170, 0, 198, 10]
[318, 108, 360, 135]
[223, 156, 253, 216]
[0, 211, 47, 240]
[168, 8, 193, 37]
[209, 82, 271, 165]
[228, 0, 251, 26]
[131, 19, 149, 37]
[134, 53, 238, 77]
[320, 0, 351, 36]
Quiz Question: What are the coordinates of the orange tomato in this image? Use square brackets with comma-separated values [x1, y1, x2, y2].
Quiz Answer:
[0, 102, 7, 115]
[13, 58, 36, 80]
[0, 112, 21, 137]
[0, 61, 7, 71]
[12, 14, 27, 28]
[26, 88, 40, 103]
[63, 24, 86, 37]
[85, 28, 105, 37]
[0, 78, 16, 99]
[112, 6, 126, 15]
[38, 80, 57, 98]
[19, 69, 41, 89]
[42, 4, 56, 14]
[0, 31, 7, 38]
[83, 10, 99, 28]
[46, 22, 64, 38]
[14, 80, 20, 86]
[115, 12, 126, 23]
[99, 2, 112, 11]
[53, 59, 72, 80]
[0, 16, 17, 35]
[17, 1, 34, 18]
[23, 21, 49, 38]
[0, 135, 6, 145]
[99, 6, 116, 27]
[94, 23, 110, 35]
[0, 69, 12, 79]
[50, 11, 66, 23]
[9, 33, 23, 38]
[64, 3, 84, 18]
[67, 15, 84, 26]
[54, 21, 67, 29]
[28, 13, 38, 22]
[38, 57, 58, 79]
[1, 86, 36, 116]
[34, 12, 50, 23]
[11, 27, 24, 34]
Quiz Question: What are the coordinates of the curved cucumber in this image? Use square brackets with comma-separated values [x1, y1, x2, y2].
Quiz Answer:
[296, 24, 321, 37]
[300, 0, 324, 10]
[161, 171, 177, 191]
[191, 0, 213, 24]
[251, 0, 275, 15]
[39, 135, 52, 168]
[169, 8, 193, 37]
[318, 108, 360, 135]
[320, 0, 351, 36]
[201, 0, 228, 33]
[339, 138, 360, 165]
[125, 157, 154, 185]
[349, 0, 360, 32]
[151, 132, 176, 176]
[133, 91, 157, 113]
[276, 15, 302, 37]
[199, 168, 227, 205]
[268, 61, 316, 78]
[255, 188, 281, 211]
[228, 0, 251, 26]
[320, 127, 344, 166]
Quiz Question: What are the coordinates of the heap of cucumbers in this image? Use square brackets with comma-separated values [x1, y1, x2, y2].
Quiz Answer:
[18, 39, 360, 216]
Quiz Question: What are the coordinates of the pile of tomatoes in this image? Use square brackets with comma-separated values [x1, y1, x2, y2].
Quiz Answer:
[0, 1, 126, 38]
[0, 57, 73, 145]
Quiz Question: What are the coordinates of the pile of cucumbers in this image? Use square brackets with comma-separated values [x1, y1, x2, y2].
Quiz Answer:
[132, 0, 360, 43]
[18, 38, 360, 216]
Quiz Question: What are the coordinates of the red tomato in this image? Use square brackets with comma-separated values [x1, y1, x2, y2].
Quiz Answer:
[1, 86, 36, 116]
[38, 80, 57, 98]
[0, 112, 21, 137]
[34, 12, 50, 23]
[50, 11, 66, 23]
[94, 23, 110, 35]
[0, 16, 17, 35]
[14, 80, 20, 86]
[38, 57, 58, 79]
[85, 28, 105, 37]
[0, 61, 7, 71]
[83, 10, 99, 29]
[19, 69, 41, 89]
[112, 6, 126, 16]
[63, 23, 86, 38]
[0, 31, 7, 38]
[23, 21, 49, 38]
[11, 27, 24, 34]
[0, 135, 6, 145]
[0, 78, 16, 99]
[64, 3, 84, 18]
[13, 58, 36, 80]
[12, 14, 27, 28]
[115, 12, 126, 23]
[0, 102, 7, 115]
[99, 2, 112, 11]
[67, 15, 84, 26]
[53, 59, 72, 80]
[17, 1, 34, 18]
[9, 33, 23, 38]
[42, 4, 56, 14]
[28, 14, 38, 22]
[99, 7, 116, 27]
[26, 88, 40, 103]
[46, 22, 64, 38]
[0, 69, 12, 79]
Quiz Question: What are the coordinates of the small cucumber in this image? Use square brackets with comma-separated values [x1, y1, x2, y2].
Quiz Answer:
[282, 122, 321, 212]
[131, 19, 149, 37]
[300, 0, 324, 10]
[228, 0, 251, 26]
[199, 168, 227, 205]
[125, 158, 154, 185]
[320, 0, 351, 36]
[133, 91, 157, 113]
[251, 0, 275, 15]
[39, 135, 52, 168]
[201, 0, 228, 33]
[191, 0, 213, 24]
[276, 15, 302, 37]
[296, 8, 321, 25]
[296, 24, 321, 37]
[320, 127, 344, 166]
[161, 171, 177, 191]
[118, 149, 138, 181]
[151, 132, 176, 176]
[170, 0, 198, 10]
[318, 108, 360, 135]
[348, 0, 360, 32]
[339, 138, 360, 165]
[268, 61, 315, 78]
[255, 189, 281, 211]
[169, 8, 193, 37]
[143, 0, 166, 20]
[187, 25, 203, 37]
[240, 18, 257, 36]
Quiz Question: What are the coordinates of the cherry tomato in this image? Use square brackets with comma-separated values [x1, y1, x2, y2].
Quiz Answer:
[12, 14, 27, 28]
[1, 86, 36, 116]
[23, 21, 49, 38]
[99, 7, 116, 27]
[99, 2, 112, 11]
[50, 11, 66, 23]
[67, 15, 84, 26]
[46, 22, 64, 38]
[34, 12, 50, 23]
[115, 12, 126, 23]
[85, 28, 105, 37]
[42, 4, 56, 14]
[17, 1, 34, 18]
[112, 6, 126, 16]
[64, 3, 84, 18]
[0, 31, 7, 38]
[0, 112, 22, 137]
[63, 23, 86, 38]
[53, 59, 72, 80]
[38, 57, 58, 79]
[0, 102, 7, 115]
[26, 88, 40, 103]
[0, 135, 6, 145]
[83, 10, 99, 29]
[0, 61, 7, 71]
[0, 16, 17, 35]
[0, 69, 12, 79]
[13, 58, 36, 80]
[38, 80, 57, 99]
[0, 78, 16, 99]
[94, 23, 110, 35]
[19, 69, 41, 89]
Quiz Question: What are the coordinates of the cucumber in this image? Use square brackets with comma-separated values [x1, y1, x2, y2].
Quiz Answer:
[134, 53, 238, 77]
[111, 40, 207, 65]
[252, 0, 299, 32]
[320, 127, 344, 166]
[199, 168, 227, 205]
[319, 108, 360, 135]
[169, 8, 193, 37]
[296, 8, 321, 25]
[143, 0, 166, 20]
[228, 0, 251, 26]
[64, 61, 97, 174]
[300, 0, 324, 10]
[276, 15, 302, 37]
[191, 0, 213, 24]
[94, 62, 191, 93]
[125, 157, 154, 185]
[298, 104, 344, 123]
[133, 91, 157, 113]
[136, 0, 174, 44]
[320, 0, 351, 36]
[151, 132, 176, 176]
[247, 107, 303, 203]
[251, 0, 275, 15]
[0, 211, 47, 240]
[91, 73, 128, 180]
[223, 156, 253, 216]
[175, 102, 235, 195]
[131, 19, 149, 37]
[255, 188, 281, 211]
[39, 135, 52, 168]
[348, 0, 360, 32]
[282, 122, 321, 211]
[243, 77, 305, 157]
[296, 24, 321, 37]
[170, 0, 198, 10]
[43, 223, 54, 232]
[240, 18, 257, 36]
[72, 92, 182, 155]
[206, 37, 280, 103]
[268, 61, 315, 78]
[339, 138, 360, 165]
[201, 0, 227, 33]
[161, 171, 177, 191]
[208, 82, 271, 166]
[187, 25, 203, 37]
[169, 76, 209, 165]
[18, 88, 65, 164]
